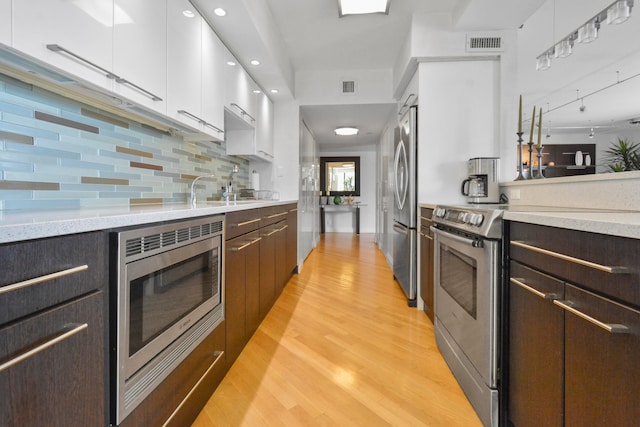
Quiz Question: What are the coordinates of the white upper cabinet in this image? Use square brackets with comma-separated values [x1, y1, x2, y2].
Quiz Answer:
[166, 0, 203, 131]
[224, 47, 257, 127]
[12, 0, 114, 90]
[0, 0, 11, 46]
[113, 0, 167, 114]
[255, 92, 274, 160]
[200, 19, 225, 138]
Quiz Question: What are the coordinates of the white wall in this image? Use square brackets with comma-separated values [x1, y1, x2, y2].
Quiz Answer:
[417, 59, 500, 205]
[319, 147, 377, 233]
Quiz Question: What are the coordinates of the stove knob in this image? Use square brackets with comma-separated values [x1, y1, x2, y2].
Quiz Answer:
[470, 213, 484, 226]
[435, 208, 445, 218]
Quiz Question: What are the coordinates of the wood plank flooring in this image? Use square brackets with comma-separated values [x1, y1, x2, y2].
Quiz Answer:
[192, 233, 482, 426]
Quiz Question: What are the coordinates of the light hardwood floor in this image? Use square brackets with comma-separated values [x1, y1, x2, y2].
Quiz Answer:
[192, 233, 482, 426]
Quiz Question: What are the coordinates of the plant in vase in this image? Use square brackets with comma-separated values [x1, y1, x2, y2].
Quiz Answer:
[605, 138, 640, 172]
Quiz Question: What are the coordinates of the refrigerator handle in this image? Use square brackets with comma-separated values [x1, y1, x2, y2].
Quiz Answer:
[393, 223, 408, 235]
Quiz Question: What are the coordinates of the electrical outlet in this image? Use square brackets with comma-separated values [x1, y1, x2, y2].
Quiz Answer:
[510, 189, 521, 200]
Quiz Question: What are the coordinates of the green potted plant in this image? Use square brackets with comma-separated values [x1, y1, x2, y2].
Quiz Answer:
[605, 138, 640, 172]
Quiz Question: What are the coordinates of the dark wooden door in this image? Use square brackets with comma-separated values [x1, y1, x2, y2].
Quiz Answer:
[275, 221, 288, 295]
[286, 205, 298, 275]
[563, 284, 640, 427]
[225, 234, 247, 365]
[245, 231, 261, 337]
[507, 261, 564, 427]
[0, 291, 105, 427]
[259, 225, 276, 318]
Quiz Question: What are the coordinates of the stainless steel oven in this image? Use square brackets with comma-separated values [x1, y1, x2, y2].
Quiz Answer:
[112, 215, 224, 424]
[432, 205, 503, 427]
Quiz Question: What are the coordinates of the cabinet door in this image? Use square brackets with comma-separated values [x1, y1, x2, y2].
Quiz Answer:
[225, 234, 246, 365]
[12, 0, 114, 89]
[224, 51, 257, 125]
[254, 92, 274, 160]
[245, 231, 261, 337]
[508, 261, 564, 427]
[563, 284, 640, 427]
[201, 20, 225, 139]
[275, 221, 289, 295]
[0, 0, 10, 46]
[0, 292, 105, 427]
[113, 0, 167, 113]
[166, 0, 202, 131]
[259, 224, 277, 318]
[419, 208, 434, 322]
[286, 206, 298, 275]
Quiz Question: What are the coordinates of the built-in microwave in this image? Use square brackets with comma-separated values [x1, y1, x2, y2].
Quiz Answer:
[111, 215, 224, 424]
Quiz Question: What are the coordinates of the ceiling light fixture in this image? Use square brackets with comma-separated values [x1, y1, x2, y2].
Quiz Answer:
[535, 0, 634, 71]
[335, 127, 359, 136]
[250, 59, 260, 66]
[213, 8, 226, 17]
[182, 10, 195, 18]
[253, 89, 261, 94]
[270, 89, 279, 94]
[226, 60, 236, 66]
[338, 0, 390, 17]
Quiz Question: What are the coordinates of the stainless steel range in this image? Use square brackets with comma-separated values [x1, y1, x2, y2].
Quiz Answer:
[431, 204, 505, 427]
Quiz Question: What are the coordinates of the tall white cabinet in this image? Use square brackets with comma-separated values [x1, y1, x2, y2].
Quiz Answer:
[12, 0, 115, 90]
[201, 18, 225, 138]
[113, 0, 167, 114]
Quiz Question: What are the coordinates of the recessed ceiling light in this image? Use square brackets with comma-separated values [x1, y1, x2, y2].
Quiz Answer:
[338, 0, 390, 17]
[335, 127, 359, 136]
[226, 60, 236, 66]
[270, 89, 279, 94]
[250, 59, 261, 66]
[253, 89, 261, 94]
[213, 8, 226, 17]
[182, 10, 195, 18]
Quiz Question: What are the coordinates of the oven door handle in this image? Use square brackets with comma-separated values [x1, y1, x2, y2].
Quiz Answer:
[431, 226, 484, 248]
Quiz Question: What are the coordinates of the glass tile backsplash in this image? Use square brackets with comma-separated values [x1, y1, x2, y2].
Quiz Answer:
[0, 73, 248, 210]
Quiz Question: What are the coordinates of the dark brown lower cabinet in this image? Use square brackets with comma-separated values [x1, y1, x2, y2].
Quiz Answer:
[419, 207, 434, 322]
[275, 221, 289, 295]
[0, 291, 105, 427]
[508, 261, 563, 427]
[507, 221, 640, 427]
[259, 223, 277, 318]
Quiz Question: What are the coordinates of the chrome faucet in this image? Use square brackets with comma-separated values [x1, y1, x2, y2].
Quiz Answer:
[223, 165, 239, 202]
[190, 174, 214, 208]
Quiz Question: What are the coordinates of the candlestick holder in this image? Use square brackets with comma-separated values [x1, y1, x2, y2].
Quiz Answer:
[514, 132, 526, 180]
[534, 146, 545, 179]
[527, 142, 534, 179]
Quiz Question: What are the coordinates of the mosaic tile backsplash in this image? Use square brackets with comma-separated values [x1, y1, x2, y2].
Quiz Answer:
[0, 73, 249, 211]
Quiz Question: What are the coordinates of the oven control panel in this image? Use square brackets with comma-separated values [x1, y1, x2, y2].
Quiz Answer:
[433, 205, 503, 239]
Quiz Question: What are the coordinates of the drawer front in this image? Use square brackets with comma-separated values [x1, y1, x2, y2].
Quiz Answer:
[562, 284, 640, 426]
[260, 205, 288, 227]
[509, 222, 640, 307]
[0, 291, 105, 426]
[420, 208, 434, 236]
[0, 232, 107, 324]
[225, 208, 261, 240]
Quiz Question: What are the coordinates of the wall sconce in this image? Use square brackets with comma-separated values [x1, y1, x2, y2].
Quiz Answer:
[535, 0, 634, 71]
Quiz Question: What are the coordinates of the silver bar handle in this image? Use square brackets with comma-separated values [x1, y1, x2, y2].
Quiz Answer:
[203, 121, 223, 134]
[230, 236, 261, 252]
[277, 224, 289, 232]
[398, 93, 415, 115]
[511, 241, 628, 274]
[510, 277, 558, 300]
[114, 76, 162, 101]
[46, 44, 118, 79]
[263, 228, 278, 237]
[177, 109, 204, 124]
[162, 351, 224, 427]
[393, 223, 408, 235]
[266, 211, 287, 219]
[419, 232, 433, 240]
[230, 103, 255, 123]
[231, 218, 261, 228]
[553, 300, 630, 334]
[0, 265, 89, 295]
[0, 323, 88, 373]
[258, 150, 274, 158]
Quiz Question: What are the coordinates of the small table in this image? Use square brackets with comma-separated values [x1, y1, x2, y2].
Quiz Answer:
[320, 204, 362, 234]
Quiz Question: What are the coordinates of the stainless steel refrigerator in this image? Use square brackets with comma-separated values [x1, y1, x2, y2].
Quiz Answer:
[392, 106, 417, 306]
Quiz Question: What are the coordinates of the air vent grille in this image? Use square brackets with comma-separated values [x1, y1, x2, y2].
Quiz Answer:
[124, 219, 223, 258]
[466, 35, 503, 52]
[342, 80, 356, 94]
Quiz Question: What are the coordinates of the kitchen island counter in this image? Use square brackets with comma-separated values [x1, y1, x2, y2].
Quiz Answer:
[0, 200, 297, 244]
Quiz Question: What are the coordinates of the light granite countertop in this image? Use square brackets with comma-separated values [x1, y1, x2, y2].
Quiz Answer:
[0, 200, 297, 244]
[503, 210, 640, 239]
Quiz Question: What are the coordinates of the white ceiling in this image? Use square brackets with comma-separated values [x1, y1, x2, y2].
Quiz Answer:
[196, 0, 640, 149]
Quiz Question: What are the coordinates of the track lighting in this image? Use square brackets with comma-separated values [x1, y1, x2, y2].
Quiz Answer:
[536, 0, 634, 71]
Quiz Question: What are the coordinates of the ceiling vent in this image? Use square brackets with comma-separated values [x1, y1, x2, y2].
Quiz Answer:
[466, 35, 503, 52]
[341, 80, 356, 95]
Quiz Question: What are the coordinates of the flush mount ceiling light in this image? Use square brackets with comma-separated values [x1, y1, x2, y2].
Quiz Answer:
[213, 8, 226, 17]
[535, 0, 634, 71]
[226, 60, 236, 66]
[250, 59, 261, 66]
[270, 89, 279, 94]
[253, 89, 261, 94]
[335, 127, 359, 136]
[338, 0, 390, 17]
[182, 9, 195, 18]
